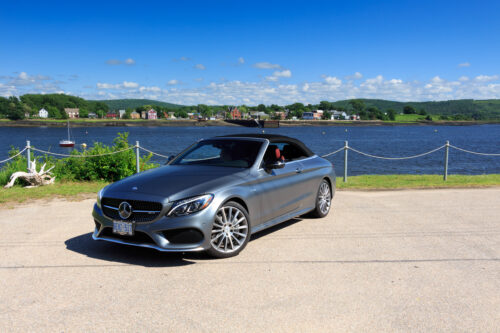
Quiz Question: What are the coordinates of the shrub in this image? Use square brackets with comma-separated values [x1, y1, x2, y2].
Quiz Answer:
[0, 132, 159, 186]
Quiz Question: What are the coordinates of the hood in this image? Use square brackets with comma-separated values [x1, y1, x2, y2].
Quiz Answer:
[104, 165, 248, 201]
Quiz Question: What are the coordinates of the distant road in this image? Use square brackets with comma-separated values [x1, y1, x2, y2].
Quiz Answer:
[1, 188, 499, 331]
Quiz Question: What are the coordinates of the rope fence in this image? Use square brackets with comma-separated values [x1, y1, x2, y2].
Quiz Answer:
[0, 147, 27, 164]
[31, 147, 135, 158]
[1, 140, 499, 182]
[347, 145, 446, 160]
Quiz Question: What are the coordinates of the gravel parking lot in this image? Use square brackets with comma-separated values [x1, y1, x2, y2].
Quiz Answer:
[1, 188, 499, 332]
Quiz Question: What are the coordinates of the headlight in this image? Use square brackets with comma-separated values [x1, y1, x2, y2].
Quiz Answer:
[167, 194, 214, 217]
[96, 188, 104, 208]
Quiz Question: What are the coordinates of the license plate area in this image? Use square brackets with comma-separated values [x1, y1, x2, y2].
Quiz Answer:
[113, 221, 135, 236]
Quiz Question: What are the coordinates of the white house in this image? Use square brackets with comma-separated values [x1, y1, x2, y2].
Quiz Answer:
[331, 110, 349, 120]
[119, 110, 126, 118]
[38, 108, 49, 118]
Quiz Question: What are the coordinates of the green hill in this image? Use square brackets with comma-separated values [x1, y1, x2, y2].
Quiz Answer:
[330, 99, 500, 119]
[94, 99, 184, 110]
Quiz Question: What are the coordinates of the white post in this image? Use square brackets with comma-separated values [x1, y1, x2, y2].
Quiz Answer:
[443, 140, 449, 181]
[26, 140, 31, 171]
[136, 141, 140, 173]
[343, 141, 348, 183]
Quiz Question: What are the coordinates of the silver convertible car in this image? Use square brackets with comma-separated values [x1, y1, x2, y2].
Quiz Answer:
[92, 134, 335, 258]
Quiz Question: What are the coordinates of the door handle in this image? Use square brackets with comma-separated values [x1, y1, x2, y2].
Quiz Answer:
[295, 168, 302, 173]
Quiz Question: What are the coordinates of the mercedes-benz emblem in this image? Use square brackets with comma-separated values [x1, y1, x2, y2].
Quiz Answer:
[118, 201, 132, 219]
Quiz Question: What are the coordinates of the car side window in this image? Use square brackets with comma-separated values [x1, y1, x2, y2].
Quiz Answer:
[178, 144, 222, 163]
[274, 142, 308, 162]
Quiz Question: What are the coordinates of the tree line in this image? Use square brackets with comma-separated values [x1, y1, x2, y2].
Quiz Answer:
[1, 94, 498, 120]
[0, 94, 109, 120]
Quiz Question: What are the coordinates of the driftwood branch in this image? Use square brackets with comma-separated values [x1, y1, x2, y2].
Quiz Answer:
[4, 160, 56, 189]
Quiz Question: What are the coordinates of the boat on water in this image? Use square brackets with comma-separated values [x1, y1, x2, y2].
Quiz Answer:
[59, 121, 75, 147]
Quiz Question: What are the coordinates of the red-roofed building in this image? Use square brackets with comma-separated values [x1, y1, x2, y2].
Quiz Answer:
[106, 111, 118, 119]
[147, 109, 157, 120]
[229, 107, 241, 119]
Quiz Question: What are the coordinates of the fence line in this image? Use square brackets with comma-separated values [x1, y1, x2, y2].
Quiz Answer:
[347, 145, 445, 160]
[1, 140, 499, 182]
[30, 147, 135, 158]
[449, 144, 500, 157]
[0, 147, 27, 164]
[137, 146, 171, 159]
[320, 147, 344, 158]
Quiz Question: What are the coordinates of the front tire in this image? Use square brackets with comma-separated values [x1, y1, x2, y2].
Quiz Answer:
[310, 179, 332, 218]
[206, 201, 250, 258]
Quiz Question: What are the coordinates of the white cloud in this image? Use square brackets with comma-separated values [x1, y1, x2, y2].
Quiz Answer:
[273, 69, 292, 78]
[238, 57, 245, 64]
[124, 58, 136, 65]
[167, 79, 179, 85]
[122, 81, 138, 88]
[139, 86, 161, 92]
[5, 72, 52, 86]
[194, 64, 206, 70]
[346, 72, 363, 80]
[475, 75, 499, 82]
[458, 62, 471, 68]
[431, 76, 444, 83]
[97, 81, 139, 89]
[81, 73, 500, 105]
[4, 68, 500, 105]
[324, 76, 342, 86]
[96, 82, 117, 89]
[253, 62, 282, 69]
[106, 58, 136, 66]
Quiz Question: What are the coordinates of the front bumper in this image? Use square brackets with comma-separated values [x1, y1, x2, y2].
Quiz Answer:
[92, 203, 216, 252]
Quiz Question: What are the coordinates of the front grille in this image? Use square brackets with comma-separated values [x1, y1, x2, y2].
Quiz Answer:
[100, 227, 156, 245]
[101, 197, 163, 223]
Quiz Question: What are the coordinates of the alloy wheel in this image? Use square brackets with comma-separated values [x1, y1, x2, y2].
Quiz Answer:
[318, 181, 331, 215]
[210, 205, 249, 254]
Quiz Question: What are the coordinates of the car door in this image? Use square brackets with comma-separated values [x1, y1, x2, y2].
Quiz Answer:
[253, 143, 308, 226]
[254, 161, 304, 225]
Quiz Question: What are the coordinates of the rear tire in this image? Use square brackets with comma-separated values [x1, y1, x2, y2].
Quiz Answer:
[206, 201, 251, 258]
[310, 179, 332, 218]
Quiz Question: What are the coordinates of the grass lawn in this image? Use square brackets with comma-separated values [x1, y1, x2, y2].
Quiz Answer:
[0, 181, 108, 206]
[394, 114, 427, 122]
[337, 174, 500, 189]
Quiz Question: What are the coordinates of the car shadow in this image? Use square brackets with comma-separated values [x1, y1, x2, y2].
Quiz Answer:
[65, 233, 207, 267]
[250, 218, 303, 241]
[65, 218, 304, 266]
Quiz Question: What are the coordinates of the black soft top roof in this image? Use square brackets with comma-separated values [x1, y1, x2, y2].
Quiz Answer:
[216, 134, 314, 157]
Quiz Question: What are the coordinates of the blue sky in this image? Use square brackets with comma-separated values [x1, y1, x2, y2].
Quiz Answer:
[1, 0, 499, 105]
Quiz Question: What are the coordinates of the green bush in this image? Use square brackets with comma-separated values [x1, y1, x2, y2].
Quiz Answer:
[0, 132, 159, 186]
[0, 148, 29, 186]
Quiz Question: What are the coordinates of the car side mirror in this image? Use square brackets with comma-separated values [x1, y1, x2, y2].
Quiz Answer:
[165, 155, 175, 165]
[265, 160, 285, 170]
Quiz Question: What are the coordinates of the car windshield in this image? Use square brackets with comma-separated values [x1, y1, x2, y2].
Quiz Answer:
[172, 139, 263, 168]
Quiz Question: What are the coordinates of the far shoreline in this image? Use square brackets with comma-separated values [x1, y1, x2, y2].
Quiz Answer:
[0, 119, 499, 128]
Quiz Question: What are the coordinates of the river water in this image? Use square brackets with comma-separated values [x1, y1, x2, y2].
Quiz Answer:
[1, 125, 499, 175]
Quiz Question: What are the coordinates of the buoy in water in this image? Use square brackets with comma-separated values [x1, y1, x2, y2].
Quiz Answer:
[81, 143, 87, 149]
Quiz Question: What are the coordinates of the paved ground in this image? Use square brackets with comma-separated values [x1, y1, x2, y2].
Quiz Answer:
[0, 188, 499, 332]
